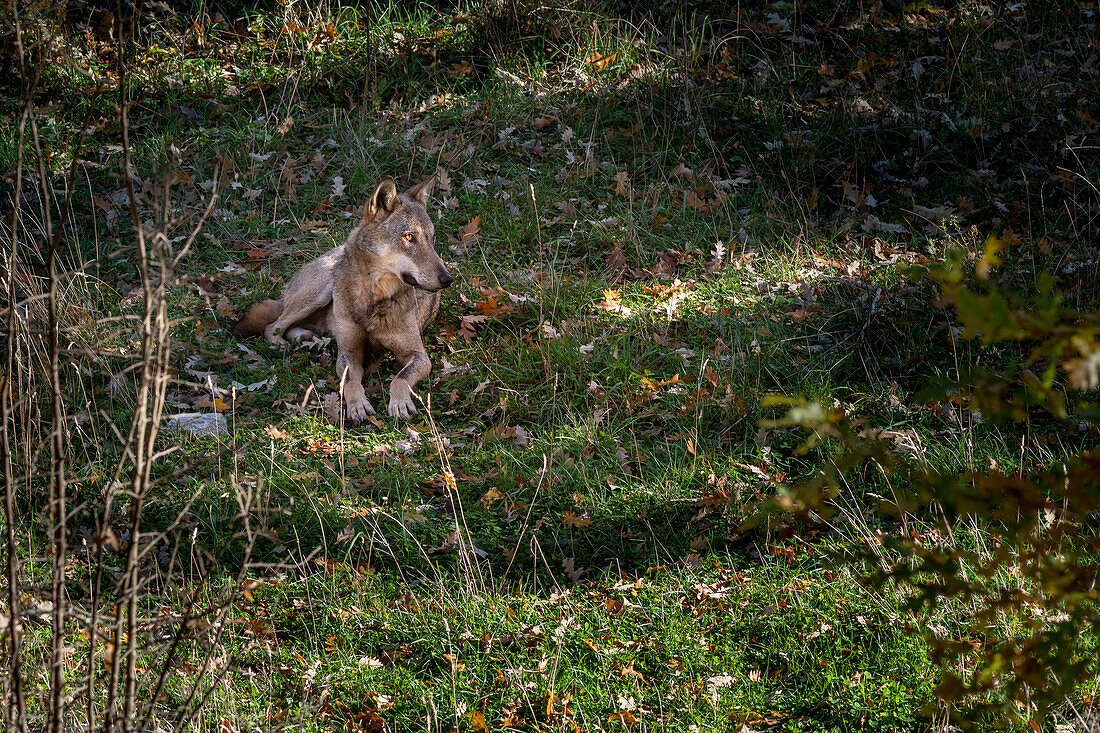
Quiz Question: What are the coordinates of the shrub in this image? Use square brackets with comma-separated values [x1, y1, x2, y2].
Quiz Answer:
[766, 235, 1100, 726]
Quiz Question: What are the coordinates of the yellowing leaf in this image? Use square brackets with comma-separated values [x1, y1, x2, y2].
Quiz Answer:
[608, 710, 638, 726]
[465, 711, 488, 733]
[976, 230, 1017, 279]
[595, 289, 633, 317]
[586, 52, 618, 69]
[479, 486, 503, 508]
[198, 397, 230, 413]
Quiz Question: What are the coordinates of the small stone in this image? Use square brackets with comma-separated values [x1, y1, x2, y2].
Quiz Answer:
[163, 412, 228, 438]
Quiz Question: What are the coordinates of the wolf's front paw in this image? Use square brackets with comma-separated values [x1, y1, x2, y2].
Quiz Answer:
[387, 395, 418, 419]
[264, 327, 290, 348]
[346, 398, 376, 423]
[387, 382, 418, 419]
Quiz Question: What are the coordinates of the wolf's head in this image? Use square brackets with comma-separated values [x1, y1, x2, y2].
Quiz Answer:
[354, 176, 453, 293]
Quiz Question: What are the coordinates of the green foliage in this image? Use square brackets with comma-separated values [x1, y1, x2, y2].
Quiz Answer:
[768, 243, 1100, 726]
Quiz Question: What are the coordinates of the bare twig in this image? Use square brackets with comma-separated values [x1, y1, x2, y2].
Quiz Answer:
[1, 3, 34, 731]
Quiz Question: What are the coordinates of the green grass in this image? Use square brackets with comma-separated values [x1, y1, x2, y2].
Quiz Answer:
[3, 1, 1099, 731]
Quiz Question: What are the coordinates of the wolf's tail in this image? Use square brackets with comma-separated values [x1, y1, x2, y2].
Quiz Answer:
[232, 299, 282, 338]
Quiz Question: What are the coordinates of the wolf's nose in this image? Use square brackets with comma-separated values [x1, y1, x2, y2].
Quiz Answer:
[439, 271, 454, 288]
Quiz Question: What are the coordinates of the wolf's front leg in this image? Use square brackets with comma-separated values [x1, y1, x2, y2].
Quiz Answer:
[388, 349, 431, 418]
[335, 349, 375, 422]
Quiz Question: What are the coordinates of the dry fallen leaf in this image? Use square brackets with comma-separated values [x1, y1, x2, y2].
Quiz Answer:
[686, 188, 728, 214]
[475, 295, 515, 318]
[606, 244, 627, 273]
[562, 511, 592, 528]
[459, 214, 481, 244]
[706, 674, 735, 704]
[562, 557, 585, 582]
[322, 392, 342, 423]
[300, 439, 342, 456]
[197, 397, 230, 413]
[1065, 336, 1100, 390]
[595, 289, 633, 317]
[670, 162, 694, 179]
[608, 710, 638, 726]
[448, 60, 474, 78]
[586, 52, 618, 69]
[264, 424, 291, 440]
[458, 315, 486, 340]
[612, 170, 631, 197]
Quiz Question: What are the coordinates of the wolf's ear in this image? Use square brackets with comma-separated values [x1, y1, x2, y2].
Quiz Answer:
[365, 177, 399, 221]
[405, 175, 436, 207]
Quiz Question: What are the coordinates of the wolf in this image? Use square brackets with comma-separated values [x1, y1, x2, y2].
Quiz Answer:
[233, 175, 453, 420]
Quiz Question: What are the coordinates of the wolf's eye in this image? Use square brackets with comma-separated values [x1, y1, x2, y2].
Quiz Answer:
[403, 231, 415, 244]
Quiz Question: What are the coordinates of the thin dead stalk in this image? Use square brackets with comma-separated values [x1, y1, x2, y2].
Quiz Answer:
[27, 52, 70, 733]
[103, 10, 217, 727]
[2, 1, 32, 730]
[2, 7, 265, 733]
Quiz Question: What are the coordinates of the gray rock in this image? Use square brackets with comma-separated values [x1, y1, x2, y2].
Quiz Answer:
[163, 412, 228, 438]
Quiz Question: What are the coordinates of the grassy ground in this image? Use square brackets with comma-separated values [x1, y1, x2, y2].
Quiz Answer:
[3, 1, 1099, 731]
